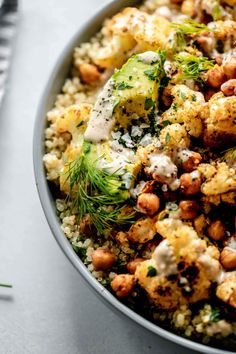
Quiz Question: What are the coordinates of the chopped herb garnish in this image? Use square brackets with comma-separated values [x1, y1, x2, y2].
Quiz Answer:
[76, 121, 84, 128]
[179, 90, 186, 101]
[172, 19, 210, 49]
[192, 94, 197, 101]
[145, 98, 155, 110]
[172, 103, 178, 112]
[147, 266, 157, 277]
[210, 309, 221, 323]
[128, 75, 133, 80]
[162, 120, 172, 128]
[116, 81, 133, 90]
[149, 110, 160, 136]
[144, 68, 158, 81]
[165, 132, 171, 143]
[175, 53, 214, 82]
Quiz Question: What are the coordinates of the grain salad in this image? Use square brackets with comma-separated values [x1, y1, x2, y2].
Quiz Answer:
[43, 0, 236, 348]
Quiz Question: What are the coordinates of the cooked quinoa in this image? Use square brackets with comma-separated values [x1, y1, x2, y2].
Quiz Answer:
[43, 0, 236, 349]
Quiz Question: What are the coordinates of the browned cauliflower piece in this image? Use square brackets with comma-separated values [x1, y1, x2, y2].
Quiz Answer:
[202, 192, 236, 206]
[55, 103, 92, 151]
[197, 21, 236, 57]
[135, 219, 221, 309]
[159, 123, 190, 149]
[127, 217, 156, 244]
[161, 85, 205, 138]
[92, 7, 173, 69]
[208, 21, 236, 42]
[182, 0, 234, 19]
[217, 276, 236, 308]
[199, 162, 236, 195]
[54, 104, 92, 193]
[201, 92, 236, 148]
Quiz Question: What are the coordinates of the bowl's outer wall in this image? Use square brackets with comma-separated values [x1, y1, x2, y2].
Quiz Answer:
[33, 1, 235, 353]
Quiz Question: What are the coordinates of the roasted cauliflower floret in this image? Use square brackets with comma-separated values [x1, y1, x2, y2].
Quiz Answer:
[92, 7, 173, 69]
[92, 8, 137, 69]
[199, 162, 236, 195]
[55, 103, 92, 150]
[159, 123, 190, 149]
[135, 219, 221, 309]
[202, 92, 236, 148]
[197, 21, 236, 56]
[127, 217, 156, 244]
[208, 20, 236, 42]
[217, 276, 236, 308]
[161, 85, 205, 137]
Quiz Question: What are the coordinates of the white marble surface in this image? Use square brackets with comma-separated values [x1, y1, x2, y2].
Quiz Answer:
[0, 1, 201, 353]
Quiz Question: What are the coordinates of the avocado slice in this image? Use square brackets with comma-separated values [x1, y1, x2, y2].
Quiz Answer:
[112, 51, 165, 128]
[84, 51, 166, 143]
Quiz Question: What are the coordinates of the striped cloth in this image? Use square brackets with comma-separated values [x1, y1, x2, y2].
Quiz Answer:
[0, 0, 18, 106]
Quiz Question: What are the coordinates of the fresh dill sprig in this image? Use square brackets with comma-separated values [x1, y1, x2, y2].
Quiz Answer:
[64, 141, 134, 233]
[175, 53, 214, 82]
[171, 19, 210, 49]
[220, 147, 236, 166]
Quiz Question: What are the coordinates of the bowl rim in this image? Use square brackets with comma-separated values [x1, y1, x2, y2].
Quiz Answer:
[33, 1, 235, 353]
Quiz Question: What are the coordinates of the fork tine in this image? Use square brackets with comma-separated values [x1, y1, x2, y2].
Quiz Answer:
[0, 0, 18, 107]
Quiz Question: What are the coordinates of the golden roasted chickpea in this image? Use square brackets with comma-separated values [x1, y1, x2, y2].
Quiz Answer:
[220, 247, 236, 270]
[79, 63, 101, 85]
[111, 274, 135, 298]
[207, 220, 225, 241]
[79, 214, 94, 236]
[182, 151, 202, 172]
[137, 193, 160, 215]
[223, 56, 236, 79]
[127, 258, 145, 274]
[91, 248, 116, 271]
[206, 66, 226, 88]
[221, 79, 236, 96]
[180, 172, 201, 195]
[194, 214, 207, 235]
[179, 200, 199, 219]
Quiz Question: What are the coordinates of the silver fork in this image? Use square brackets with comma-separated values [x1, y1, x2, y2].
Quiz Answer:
[0, 0, 18, 106]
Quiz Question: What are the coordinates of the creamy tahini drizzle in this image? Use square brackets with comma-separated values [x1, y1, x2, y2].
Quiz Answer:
[146, 153, 180, 191]
[84, 80, 115, 143]
[138, 51, 161, 64]
[153, 240, 178, 277]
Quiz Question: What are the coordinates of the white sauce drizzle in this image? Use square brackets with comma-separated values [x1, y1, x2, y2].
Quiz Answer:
[84, 80, 115, 143]
[176, 148, 193, 163]
[138, 51, 160, 64]
[146, 153, 180, 190]
[153, 240, 178, 276]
